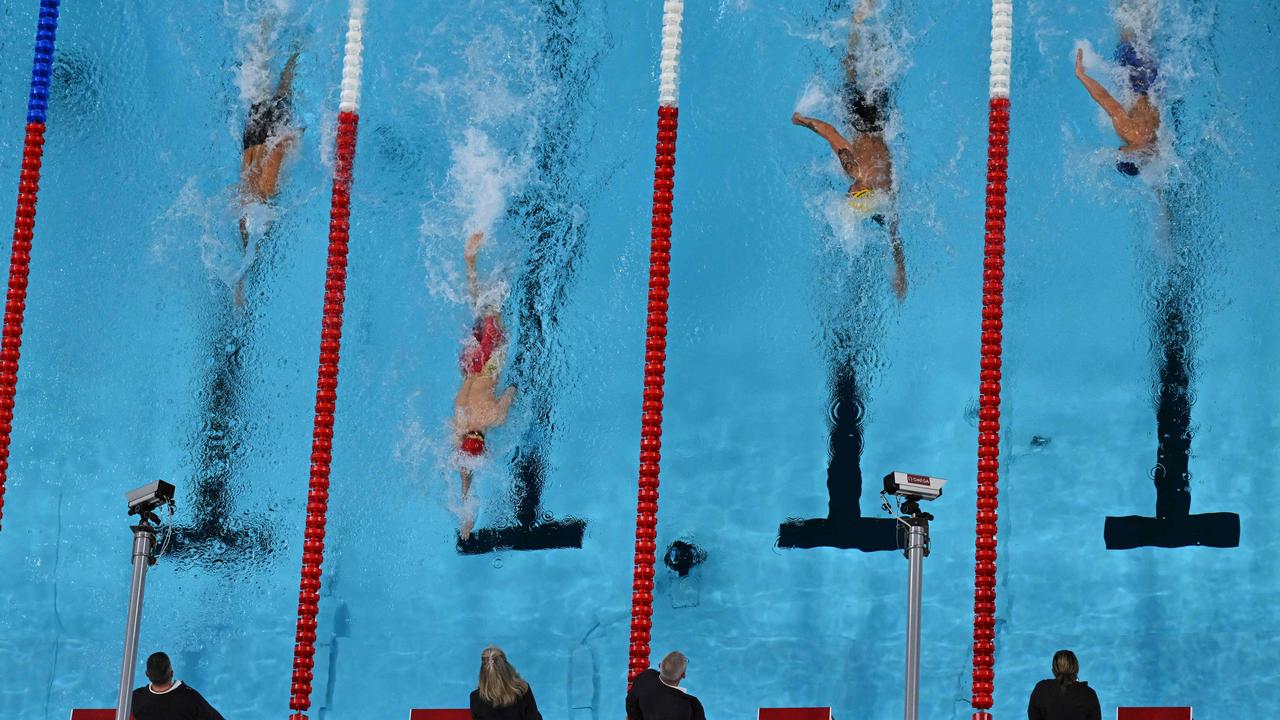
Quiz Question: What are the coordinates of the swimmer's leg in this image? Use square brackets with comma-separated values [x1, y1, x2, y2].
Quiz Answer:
[1115, 38, 1157, 95]
[842, 2, 887, 135]
[276, 51, 299, 98]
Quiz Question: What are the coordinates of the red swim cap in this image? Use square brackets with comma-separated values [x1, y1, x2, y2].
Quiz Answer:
[460, 432, 486, 456]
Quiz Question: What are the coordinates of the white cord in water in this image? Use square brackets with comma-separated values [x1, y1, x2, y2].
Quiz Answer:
[339, 0, 367, 113]
[658, 0, 684, 107]
[989, 0, 1013, 99]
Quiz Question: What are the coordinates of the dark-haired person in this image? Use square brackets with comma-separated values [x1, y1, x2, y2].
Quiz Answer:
[1027, 649, 1101, 720]
[470, 646, 542, 720]
[236, 49, 301, 305]
[131, 652, 226, 720]
[1074, 33, 1161, 177]
[626, 651, 707, 720]
[791, 0, 907, 300]
[453, 231, 516, 539]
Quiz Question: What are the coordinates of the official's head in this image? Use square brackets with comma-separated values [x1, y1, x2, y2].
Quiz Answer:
[1052, 649, 1079, 684]
[145, 652, 173, 687]
[478, 645, 529, 708]
[659, 651, 688, 686]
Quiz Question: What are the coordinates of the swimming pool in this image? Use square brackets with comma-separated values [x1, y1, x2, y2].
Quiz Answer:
[0, 0, 1276, 717]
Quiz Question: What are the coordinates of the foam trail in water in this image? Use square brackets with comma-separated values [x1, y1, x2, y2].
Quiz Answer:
[229, 0, 298, 104]
[406, 16, 548, 532]
[812, 190, 875, 259]
[794, 77, 831, 116]
[157, 178, 268, 293]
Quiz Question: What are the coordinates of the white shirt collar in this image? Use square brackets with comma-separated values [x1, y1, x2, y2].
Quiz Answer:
[659, 677, 687, 694]
[149, 680, 183, 695]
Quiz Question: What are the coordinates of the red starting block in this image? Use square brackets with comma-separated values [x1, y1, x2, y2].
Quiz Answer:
[759, 708, 833, 720]
[1117, 709, 1192, 720]
[70, 711, 122, 720]
[410, 710, 470, 720]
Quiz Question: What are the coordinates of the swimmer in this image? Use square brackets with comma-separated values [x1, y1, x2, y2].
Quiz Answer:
[453, 231, 516, 539]
[792, 0, 907, 300]
[237, 50, 301, 303]
[1074, 34, 1161, 176]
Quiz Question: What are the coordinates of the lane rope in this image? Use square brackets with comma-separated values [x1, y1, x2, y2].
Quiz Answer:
[0, 0, 60, 534]
[970, 1, 1011, 718]
[288, 1, 366, 717]
[627, 0, 684, 686]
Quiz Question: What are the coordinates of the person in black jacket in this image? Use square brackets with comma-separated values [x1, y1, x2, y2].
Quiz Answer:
[626, 651, 707, 720]
[470, 646, 542, 720]
[131, 652, 225, 720]
[1028, 649, 1101, 720]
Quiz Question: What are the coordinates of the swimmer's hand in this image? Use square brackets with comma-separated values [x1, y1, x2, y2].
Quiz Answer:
[791, 112, 810, 127]
[1074, 48, 1087, 80]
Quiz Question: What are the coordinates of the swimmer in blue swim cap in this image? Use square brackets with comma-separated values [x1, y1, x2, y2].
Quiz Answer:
[1075, 36, 1161, 177]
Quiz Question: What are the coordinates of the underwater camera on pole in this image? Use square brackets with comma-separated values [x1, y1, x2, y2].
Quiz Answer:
[125, 479, 175, 525]
[115, 479, 176, 720]
[880, 471, 947, 720]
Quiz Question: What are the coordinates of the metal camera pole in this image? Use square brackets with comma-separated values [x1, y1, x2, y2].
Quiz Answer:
[115, 480, 173, 720]
[900, 499, 932, 720]
[114, 519, 158, 720]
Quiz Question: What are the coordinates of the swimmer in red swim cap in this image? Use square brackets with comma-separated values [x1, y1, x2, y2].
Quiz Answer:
[453, 231, 516, 539]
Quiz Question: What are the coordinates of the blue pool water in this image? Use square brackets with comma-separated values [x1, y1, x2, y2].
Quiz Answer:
[0, 0, 1277, 718]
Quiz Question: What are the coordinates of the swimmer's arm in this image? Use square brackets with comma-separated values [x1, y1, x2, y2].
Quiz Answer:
[1075, 49, 1127, 120]
[792, 113, 852, 156]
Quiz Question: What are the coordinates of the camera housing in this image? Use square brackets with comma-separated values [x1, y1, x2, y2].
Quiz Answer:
[883, 471, 946, 501]
[126, 480, 175, 518]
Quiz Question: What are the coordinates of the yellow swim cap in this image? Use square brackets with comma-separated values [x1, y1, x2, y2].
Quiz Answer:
[847, 187, 881, 215]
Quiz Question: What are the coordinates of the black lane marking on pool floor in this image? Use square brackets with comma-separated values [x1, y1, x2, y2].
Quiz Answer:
[778, 359, 898, 552]
[169, 306, 274, 566]
[1104, 267, 1238, 550]
[455, 0, 596, 555]
[1104, 163, 1239, 550]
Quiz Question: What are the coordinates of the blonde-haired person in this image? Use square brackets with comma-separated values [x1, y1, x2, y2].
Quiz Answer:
[1027, 649, 1101, 720]
[469, 646, 542, 720]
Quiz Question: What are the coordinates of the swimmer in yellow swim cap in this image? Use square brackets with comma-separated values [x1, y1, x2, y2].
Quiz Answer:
[792, 0, 906, 300]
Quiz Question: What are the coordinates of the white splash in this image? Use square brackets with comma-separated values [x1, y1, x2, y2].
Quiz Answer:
[156, 177, 264, 293]
[794, 77, 831, 116]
